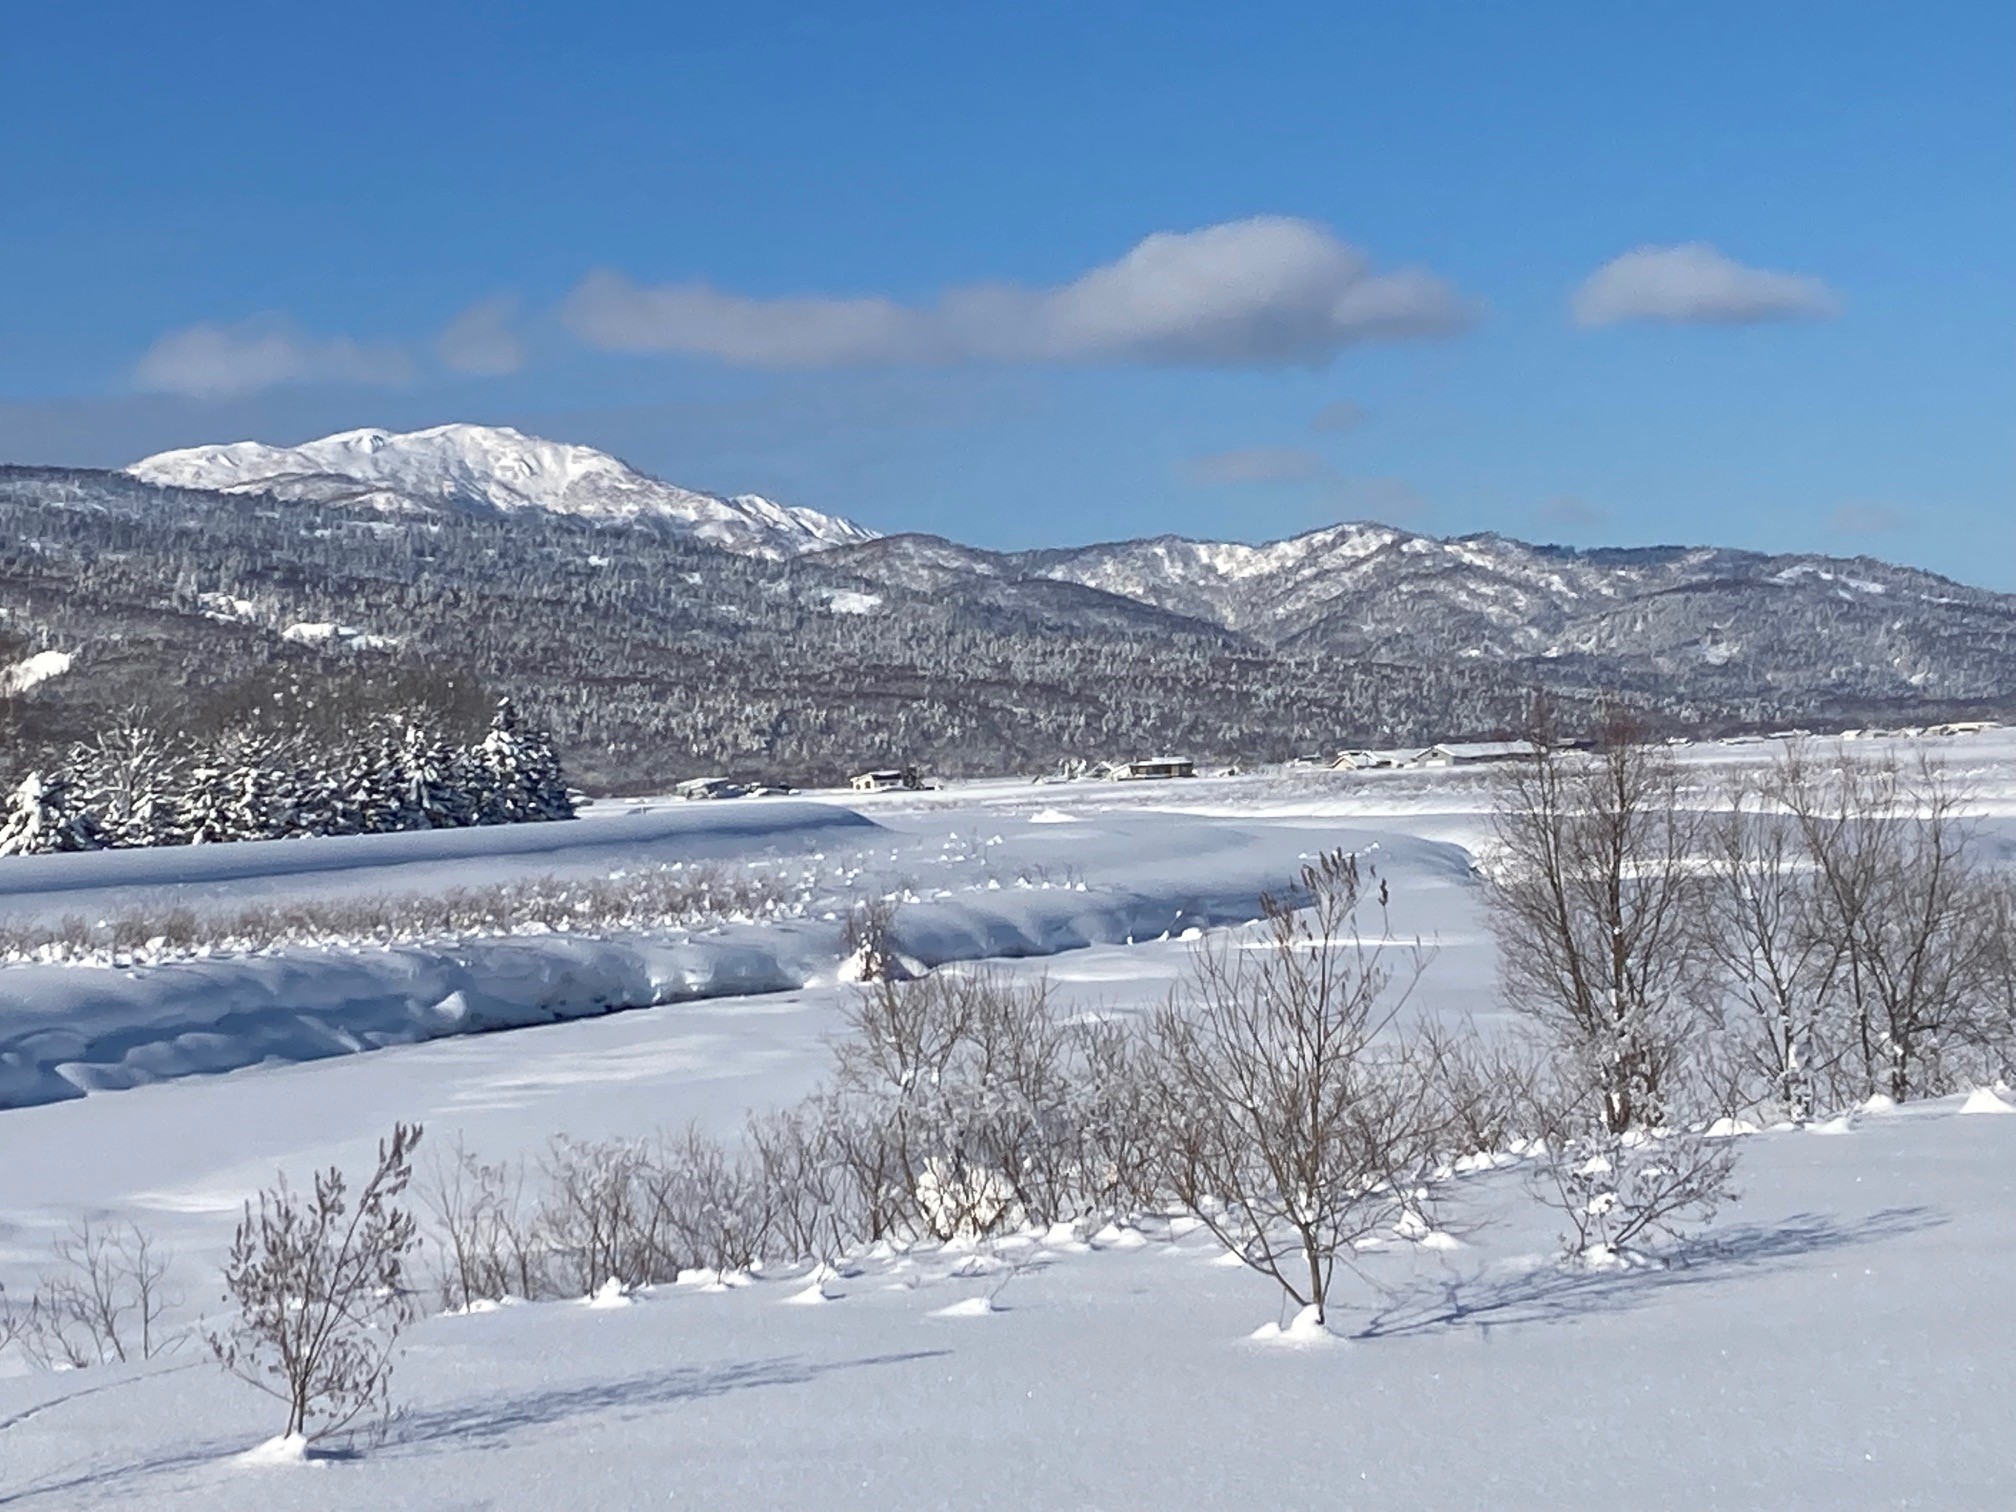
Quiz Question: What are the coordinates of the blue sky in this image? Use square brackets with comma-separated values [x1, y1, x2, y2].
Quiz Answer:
[2, 1, 2009, 580]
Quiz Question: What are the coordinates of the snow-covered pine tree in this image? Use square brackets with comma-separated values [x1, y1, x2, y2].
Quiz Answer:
[282, 755, 345, 837]
[518, 721, 577, 822]
[476, 698, 576, 824]
[179, 754, 241, 845]
[400, 718, 473, 830]
[217, 731, 293, 842]
[0, 771, 109, 855]
[336, 721, 410, 835]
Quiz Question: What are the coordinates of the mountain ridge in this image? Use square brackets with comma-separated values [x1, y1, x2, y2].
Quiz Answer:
[127, 423, 878, 560]
[0, 423, 1999, 789]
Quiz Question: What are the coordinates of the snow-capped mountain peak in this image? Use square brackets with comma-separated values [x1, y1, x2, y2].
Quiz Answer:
[127, 423, 877, 559]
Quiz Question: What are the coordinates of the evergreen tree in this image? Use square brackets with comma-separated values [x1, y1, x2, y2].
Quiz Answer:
[337, 722, 409, 834]
[0, 772, 109, 856]
[477, 698, 576, 823]
[400, 718, 473, 830]
[179, 755, 241, 845]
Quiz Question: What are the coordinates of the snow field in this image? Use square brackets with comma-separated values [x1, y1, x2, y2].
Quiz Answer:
[2, 1099, 2012, 1509]
[2, 752, 2015, 1507]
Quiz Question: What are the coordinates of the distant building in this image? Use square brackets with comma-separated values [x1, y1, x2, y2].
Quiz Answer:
[850, 766, 924, 793]
[1331, 748, 1429, 771]
[1415, 740, 1540, 768]
[674, 777, 747, 801]
[1109, 756, 1196, 781]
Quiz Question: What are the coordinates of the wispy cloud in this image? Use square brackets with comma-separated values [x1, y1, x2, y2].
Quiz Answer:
[1310, 400, 1367, 434]
[436, 295, 526, 376]
[1535, 495, 1607, 530]
[1830, 501, 1905, 537]
[1184, 446, 1330, 486]
[1571, 243, 1839, 327]
[133, 317, 411, 399]
[1325, 476, 1432, 527]
[564, 217, 1474, 369]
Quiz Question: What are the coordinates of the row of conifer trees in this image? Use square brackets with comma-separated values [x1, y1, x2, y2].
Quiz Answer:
[0, 698, 575, 856]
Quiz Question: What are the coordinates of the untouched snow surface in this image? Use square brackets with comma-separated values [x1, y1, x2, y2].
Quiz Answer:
[1, 752, 2013, 1507]
[126, 423, 878, 559]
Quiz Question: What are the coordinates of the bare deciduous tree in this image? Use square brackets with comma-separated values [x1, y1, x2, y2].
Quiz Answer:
[210, 1122, 424, 1444]
[1484, 709, 1710, 1133]
[1773, 746, 1996, 1101]
[1703, 774, 1847, 1120]
[1142, 850, 1438, 1326]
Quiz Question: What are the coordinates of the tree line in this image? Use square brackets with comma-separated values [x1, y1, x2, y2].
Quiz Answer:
[0, 697, 575, 856]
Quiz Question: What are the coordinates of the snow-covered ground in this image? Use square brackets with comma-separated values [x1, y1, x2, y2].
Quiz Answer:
[0, 730, 2012, 1507]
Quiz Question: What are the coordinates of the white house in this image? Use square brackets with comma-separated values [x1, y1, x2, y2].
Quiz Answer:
[849, 769, 911, 793]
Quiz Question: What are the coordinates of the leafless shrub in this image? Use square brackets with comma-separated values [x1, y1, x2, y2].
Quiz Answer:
[0, 860, 820, 967]
[1, 1220, 177, 1369]
[839, 895, 908, 983]
[1066, 1015, 1162, 1222]
[1413, 1022, 1568, 1159]
[422, 1140, 548, 1309]
[533, 1136, 670, 1295]
[746, 1094, 864, 1266]
[646, 1126, 772, 1275]
[210, 1123, 424, 1443]
[1483, 708, 1712, 1133]
[1140, 849, 1441, 1326]
[1973, 877, 2016, 1087]
[1533, 1126, 1740, 1264]
[832, 968, 1100, 1241]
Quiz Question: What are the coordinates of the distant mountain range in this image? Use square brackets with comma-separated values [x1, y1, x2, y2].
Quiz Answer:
[824, 524, 2016, 705]
[0, 423, 2003, 789]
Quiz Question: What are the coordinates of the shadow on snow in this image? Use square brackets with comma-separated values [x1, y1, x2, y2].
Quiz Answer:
[1353, 1206, 1944, 1342]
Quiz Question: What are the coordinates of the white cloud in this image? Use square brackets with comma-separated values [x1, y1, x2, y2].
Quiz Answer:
[564, 217, 1473, 369]
[436, 295, 525, 376]
[133, 317, 411, 398]
[1184, 447, 1330, 486]
[1571, 243, 1839, 327]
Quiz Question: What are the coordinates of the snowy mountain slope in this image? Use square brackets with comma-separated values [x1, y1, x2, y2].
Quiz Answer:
[128, 424, 878, 559]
